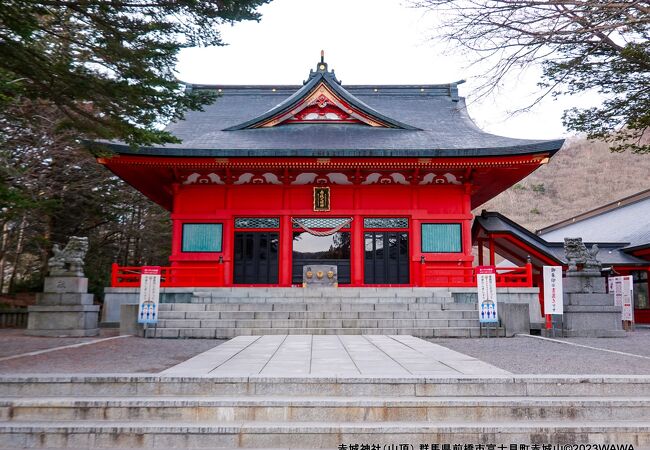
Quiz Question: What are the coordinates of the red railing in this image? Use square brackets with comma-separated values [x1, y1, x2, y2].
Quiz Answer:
[111, 262, 533, 288]
[419, 263, 533, 288]
[111, 264, 224, 287]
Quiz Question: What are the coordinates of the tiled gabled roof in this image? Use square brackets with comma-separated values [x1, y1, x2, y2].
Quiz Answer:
[474, 211, 648, 266]
[99, 57, 565, 158]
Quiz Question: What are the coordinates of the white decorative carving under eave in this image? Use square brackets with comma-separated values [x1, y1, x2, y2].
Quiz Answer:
[183, 172, 225, 185]
[361, 172, 410, 185]
[419, 173, 461, 185]
[233, 172, 283, 185]
[292, 172, 353, 185]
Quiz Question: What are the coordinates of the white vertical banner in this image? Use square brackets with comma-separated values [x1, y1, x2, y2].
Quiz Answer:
[543, 266, 564, 315]
[621, 275, 634, 322]
[138, 266, 161, 324]
[612, 276, 623, 307]
[477, 266, 498, 323]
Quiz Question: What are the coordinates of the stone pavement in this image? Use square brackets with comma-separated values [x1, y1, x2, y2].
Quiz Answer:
[162, 334, 512, 377]
[0, 329, 223, 374]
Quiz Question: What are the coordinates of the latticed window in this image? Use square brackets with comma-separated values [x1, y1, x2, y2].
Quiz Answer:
[364, 218, 408, 229]
[235, 218, 280, 229]
[421, 223, 462, 253]
[292, 218, 351, 229]
[182, 223, 222, 252]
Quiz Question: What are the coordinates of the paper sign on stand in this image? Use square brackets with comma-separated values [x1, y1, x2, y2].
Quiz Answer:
[611, 275, 634, 329]
[612, 276, 623, 307]
[608, 278, 616, 301]
[543, 266, 563, 315]
[476, 266, 498, 324]
[621, 276, 634, 322]
[138, 266, 161, 325]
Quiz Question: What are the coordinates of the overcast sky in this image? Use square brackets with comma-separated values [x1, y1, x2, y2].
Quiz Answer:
[177, 0, 598, 140]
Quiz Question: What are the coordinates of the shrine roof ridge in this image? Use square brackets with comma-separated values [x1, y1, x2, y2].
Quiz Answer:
[186, 83, 464, 95]
[96, 57, 564, 158]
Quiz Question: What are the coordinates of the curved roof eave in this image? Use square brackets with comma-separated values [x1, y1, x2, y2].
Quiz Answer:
[90, 139, 564, 159]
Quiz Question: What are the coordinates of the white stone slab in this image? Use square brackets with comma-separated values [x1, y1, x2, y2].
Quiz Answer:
[162, 335, 511, 378]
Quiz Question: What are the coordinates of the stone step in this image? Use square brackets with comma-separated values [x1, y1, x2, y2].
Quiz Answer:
[3, 375, 650, 398]
[2, 420, 649, 448]
[148, 327, 502, 338]
[156, 318, 481, 329]
[159, 303, 477, 312]
[3, 396, 649, 422]
[159, 310, 477, 320]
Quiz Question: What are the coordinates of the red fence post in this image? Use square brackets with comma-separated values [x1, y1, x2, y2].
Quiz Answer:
[525, 262, 533, 287]
[111, 263, 118, 287]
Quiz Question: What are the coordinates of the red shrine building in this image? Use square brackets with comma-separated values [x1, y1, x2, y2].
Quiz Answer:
[98, 56, 565, 291]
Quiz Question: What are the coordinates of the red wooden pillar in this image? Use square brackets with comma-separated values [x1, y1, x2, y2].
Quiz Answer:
[410, 182, 422, 286]
[279, 214, 292, 286]
[279, 181, 293, 286]
[462, 183, 473, 267]
[411, 218, 422, 286]
[170, 183, 182, 266]
[351, 184, 364, 286]
[221, 217, 234, 286]
[222, 185, 233, 286]
[170, 218, 182, 262]
[351, 215, 364, 286]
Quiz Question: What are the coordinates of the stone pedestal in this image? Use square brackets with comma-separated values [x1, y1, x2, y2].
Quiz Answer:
[26, 276, 99, 337]
[562, 272, 625, 338]
[498, 303, 530, 337]
[119, 304, 144, 337]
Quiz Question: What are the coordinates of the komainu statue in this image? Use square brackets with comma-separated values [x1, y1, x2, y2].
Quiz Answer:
[48, 236, 89, 277]
[564, 237, 601, 273]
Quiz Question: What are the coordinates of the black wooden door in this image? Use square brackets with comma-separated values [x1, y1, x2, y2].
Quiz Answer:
[364, 232, 409, 284]
[234, 232, 279, 284]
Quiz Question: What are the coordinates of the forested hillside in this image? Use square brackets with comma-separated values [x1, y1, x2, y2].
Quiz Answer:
[478, 137, 650, 232]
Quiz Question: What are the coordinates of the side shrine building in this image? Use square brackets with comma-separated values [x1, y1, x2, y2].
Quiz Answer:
[99, 56, 563, 291]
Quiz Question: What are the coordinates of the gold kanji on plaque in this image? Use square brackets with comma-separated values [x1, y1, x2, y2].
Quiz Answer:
[313, 187, 330, 212]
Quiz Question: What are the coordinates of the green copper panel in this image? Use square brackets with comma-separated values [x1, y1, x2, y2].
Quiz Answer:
[182, 223, 222, 252]
[421, 223, 462, 253]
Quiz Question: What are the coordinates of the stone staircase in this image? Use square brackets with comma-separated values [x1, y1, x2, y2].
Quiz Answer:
[151, 288, 500, 338]
[1, 375, 650, 448]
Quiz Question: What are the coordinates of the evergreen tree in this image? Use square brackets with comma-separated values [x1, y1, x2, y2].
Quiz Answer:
[0, 0, 270, 145]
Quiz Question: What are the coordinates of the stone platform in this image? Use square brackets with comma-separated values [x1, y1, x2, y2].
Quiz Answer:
[108, 287, 542, 338]
[162, 335, 512, 377]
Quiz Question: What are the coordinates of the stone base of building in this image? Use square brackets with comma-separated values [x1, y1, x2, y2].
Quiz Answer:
[103, 286, 542, 337]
